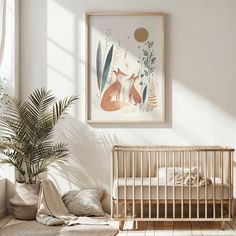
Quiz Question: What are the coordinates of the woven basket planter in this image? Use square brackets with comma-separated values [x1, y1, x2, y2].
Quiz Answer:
[10, 182, 40, 220]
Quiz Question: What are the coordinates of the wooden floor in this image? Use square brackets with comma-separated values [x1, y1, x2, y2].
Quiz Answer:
[1, 216, 236, 235]
[116, 220, 236, 236]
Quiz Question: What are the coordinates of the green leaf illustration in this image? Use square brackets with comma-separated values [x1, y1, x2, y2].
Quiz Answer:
[151, 57, 156, 64]
[101, 45, 113, 92]
[96, 41, 102, 91]
[142, 85, 147, 104]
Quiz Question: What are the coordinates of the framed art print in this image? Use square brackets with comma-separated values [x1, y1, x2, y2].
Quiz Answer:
[85, 12, 165, 123]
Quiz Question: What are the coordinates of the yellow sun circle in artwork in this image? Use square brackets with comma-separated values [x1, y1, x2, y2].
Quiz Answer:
[134, 27, 149, 42]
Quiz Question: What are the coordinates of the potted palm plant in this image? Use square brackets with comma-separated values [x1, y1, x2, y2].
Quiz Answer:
[0, 87, 78, 220]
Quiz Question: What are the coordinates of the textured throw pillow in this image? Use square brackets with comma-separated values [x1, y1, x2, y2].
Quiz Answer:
[62, 188, 105, 217]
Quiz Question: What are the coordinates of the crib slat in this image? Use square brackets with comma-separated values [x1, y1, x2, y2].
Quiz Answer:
[181, 151, 184, 219]
[213, 151, 216, 219]
[122, 151, 125, 178]
[221, 151, 223, 219]
[156, 151, 159, 219]
[189, 151, 192, 219]
[173, 151, 175, 219]
[205, 151, 208, 219]
[197, 151, 199, 219]
[129, 151, 132, 178]
[117, 151, 119, 218]
[165, 151, 167, 219]
[211, 151, 213, 217]
[111, 149, 114, 218]
[229, 151, 232, 219]
[141, 151, 143, 219]
[124, 151, 127, 218]
[231, 151, 234, 218]
[149, 151, 151, 218]
[132, 151, 135, 219]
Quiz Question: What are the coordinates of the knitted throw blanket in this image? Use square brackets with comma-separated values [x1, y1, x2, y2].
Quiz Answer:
[175, 169, 212, 187]
[36, 180, 108, 226]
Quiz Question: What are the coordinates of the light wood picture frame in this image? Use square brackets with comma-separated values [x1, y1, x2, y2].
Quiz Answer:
[85, 12, 165, 123]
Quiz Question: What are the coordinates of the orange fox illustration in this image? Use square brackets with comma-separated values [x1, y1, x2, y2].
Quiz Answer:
[128, 74, 141, 105]
[101, 68, 127, 111]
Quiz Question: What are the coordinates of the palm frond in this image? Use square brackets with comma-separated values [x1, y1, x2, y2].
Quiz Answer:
[0, 138, 25, 156]
[28, 88, 55, 125]
[0, 150, 25, 177]
[0, 118, 18, 138]
[0, 117, 31, 144]
[53, 96, 79, 125]
[31, 143, 68, 177]
[1, 97, 22, 121]
[0, 97, 33, 143]
[29, 88, 55, 112]
[31, 143, 68, 164]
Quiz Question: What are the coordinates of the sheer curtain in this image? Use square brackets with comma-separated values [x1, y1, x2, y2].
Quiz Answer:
[0, 0, 6, 67]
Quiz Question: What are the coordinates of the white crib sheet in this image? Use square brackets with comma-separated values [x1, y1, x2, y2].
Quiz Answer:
[112, 177, 230, 200]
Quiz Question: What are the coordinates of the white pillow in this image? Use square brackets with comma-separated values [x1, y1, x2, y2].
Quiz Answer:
[158, 167, 171, 178]
[157, 167, 198, 182]
[158, 167, 175, 182]
[62, 188, 105, 217]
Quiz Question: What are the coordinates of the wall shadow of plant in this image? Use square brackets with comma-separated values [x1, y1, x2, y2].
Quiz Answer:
[47, 115, 120, 212]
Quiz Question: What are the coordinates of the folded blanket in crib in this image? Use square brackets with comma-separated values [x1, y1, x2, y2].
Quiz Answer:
[36, 179, 109, 226]
[174, 168, 212, 186]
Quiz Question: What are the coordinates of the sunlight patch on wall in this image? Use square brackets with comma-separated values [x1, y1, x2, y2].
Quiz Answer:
[47, 0, 74, 53]
[47, 67, 73, 96]
[47, 39, 75, 80]
[173, 80, 236, 145]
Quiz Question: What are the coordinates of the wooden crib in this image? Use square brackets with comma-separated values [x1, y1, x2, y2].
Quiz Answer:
[111, 146, 234, 230]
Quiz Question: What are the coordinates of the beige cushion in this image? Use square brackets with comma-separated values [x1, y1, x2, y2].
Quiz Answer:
[62, 189, 105, 217]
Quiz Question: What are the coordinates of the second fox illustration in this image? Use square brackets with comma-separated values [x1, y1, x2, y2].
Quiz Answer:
[128, 73, 141, 106]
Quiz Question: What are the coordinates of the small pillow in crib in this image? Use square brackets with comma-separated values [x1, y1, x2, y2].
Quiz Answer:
[158, 167, 175, 182]
[62, 188, 105, 217]
[157, 167, 198, 183]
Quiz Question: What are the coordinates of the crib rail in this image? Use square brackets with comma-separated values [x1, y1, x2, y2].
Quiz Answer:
[111, 146, 234, 225]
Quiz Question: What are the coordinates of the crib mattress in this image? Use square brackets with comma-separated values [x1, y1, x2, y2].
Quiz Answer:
[112, 177, 230, 200]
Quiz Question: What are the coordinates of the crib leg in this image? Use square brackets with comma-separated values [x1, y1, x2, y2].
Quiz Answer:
[220, 221, 225, 230]
[119, 221, 124, 231]
[135, 221, 138, 229]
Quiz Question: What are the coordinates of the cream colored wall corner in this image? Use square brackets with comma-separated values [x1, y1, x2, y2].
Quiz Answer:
[19, 0, 236, 213]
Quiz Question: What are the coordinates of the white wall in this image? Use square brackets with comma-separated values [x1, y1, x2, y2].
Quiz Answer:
[19, 0, 236, 212]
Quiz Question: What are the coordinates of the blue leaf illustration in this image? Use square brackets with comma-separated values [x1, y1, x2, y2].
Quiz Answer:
[96, 41, 102, 91]
[142, 85, 147, 104]
[101, 45, 113, 92]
